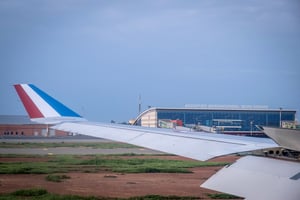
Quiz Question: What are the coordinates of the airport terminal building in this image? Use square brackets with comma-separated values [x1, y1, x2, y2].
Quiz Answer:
[134, 105, 297, 136]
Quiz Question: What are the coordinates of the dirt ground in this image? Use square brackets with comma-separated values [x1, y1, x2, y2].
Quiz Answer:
[0, 155, 240, 199]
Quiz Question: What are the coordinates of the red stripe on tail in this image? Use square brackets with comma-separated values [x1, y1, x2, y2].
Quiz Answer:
[14, 84, 44, 118]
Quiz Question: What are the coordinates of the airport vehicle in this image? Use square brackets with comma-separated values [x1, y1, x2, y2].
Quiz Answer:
[14, 84, 300, 200]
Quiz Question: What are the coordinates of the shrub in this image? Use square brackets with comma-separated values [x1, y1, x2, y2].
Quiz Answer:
[12, 188, 48, 196]
[46, 174, 70, 182]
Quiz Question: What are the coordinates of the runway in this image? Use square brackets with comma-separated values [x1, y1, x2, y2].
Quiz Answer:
[0, 135, 163, 155]
[0, 135, 112, 143]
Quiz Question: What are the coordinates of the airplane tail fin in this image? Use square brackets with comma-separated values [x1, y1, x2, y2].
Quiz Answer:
[14, 84, 84, 124]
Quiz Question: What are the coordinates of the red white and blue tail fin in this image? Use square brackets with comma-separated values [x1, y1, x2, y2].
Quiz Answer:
[14, 84, 84, 124]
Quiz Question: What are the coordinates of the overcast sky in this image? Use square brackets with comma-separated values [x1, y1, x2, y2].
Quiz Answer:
[1, 0, 300, 122]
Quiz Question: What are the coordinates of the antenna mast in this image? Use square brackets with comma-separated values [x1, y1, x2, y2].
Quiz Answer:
[138, 94, 142, 114]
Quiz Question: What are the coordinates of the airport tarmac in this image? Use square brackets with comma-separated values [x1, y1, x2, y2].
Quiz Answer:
[0, 135, 163, 155]
[0, 147, 162, 155]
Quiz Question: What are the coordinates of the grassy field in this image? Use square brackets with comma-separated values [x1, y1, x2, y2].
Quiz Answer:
[0, 154, 229, 174]
[0, 188, 199, 200]
[0, 142, 229, 174]
[0, 188, 239, 199]
[0, 142, 239, 199]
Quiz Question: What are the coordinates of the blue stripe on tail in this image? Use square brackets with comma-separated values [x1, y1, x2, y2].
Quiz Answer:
[29, 84, 81, 117]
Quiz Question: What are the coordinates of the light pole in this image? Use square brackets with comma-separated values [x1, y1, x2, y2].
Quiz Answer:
[250, 121, 253, 136]
[279, 107, 282, 128]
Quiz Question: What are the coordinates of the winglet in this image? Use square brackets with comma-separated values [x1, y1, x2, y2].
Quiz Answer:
[14, 84, 84, 124]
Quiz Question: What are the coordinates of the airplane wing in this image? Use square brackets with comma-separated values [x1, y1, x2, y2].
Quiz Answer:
[52, 121, 277, 161]
[202, 156, 300, 200]
[13, 84, 300, 200]
[261, 126, 300, 152]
